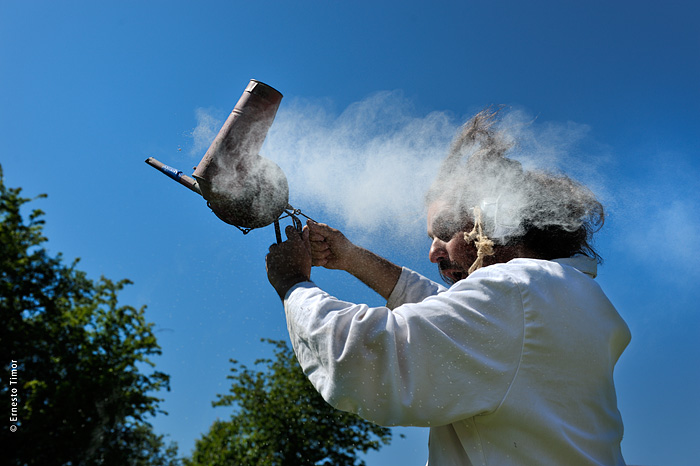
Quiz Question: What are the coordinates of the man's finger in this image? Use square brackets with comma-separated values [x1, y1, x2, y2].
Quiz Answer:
[312, 258, 328, 267]
[309, 231, 326, 241]
[310, 241, 329, 252]
[307, 221, 335, 234]
[301, 224, 311, 247]
[312, 248, 331, 260]
[285, 225, 300, 241]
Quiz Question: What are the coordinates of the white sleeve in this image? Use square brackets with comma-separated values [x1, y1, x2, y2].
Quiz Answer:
[284, 268, 524, 428]
[386, 267, 447, 309]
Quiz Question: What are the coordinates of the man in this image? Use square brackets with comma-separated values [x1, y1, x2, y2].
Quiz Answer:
[266, 109, 630, 465]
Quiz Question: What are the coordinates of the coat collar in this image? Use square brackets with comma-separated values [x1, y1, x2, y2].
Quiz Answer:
[552, 255, 598, 278]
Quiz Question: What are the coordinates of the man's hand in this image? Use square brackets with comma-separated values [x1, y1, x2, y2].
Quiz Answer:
[307, 220, 357, 271]
[307, 220, 401, 300]
[266, 225, 312, 300]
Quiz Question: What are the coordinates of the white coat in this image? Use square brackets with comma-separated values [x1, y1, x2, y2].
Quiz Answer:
[284, 256, 630, 465]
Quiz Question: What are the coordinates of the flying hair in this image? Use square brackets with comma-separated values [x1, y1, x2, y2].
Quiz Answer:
[426, 106, 606, 273]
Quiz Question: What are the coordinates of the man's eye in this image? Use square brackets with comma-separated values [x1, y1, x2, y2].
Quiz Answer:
[433, 222, 458, 241]
[436, 230, 456, 242]
[430, 211, 465, 241]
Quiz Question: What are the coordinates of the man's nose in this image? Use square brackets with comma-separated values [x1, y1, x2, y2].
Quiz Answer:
[429, 238, 448, 263]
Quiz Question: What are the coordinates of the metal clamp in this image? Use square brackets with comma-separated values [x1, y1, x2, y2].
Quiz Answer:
[272, 205, 315, 243]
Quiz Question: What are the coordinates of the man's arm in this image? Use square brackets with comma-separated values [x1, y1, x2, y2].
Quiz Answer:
[307, 221, 401, 300]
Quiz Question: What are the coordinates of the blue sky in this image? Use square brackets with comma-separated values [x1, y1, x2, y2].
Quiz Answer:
[2, 1, 699, 465]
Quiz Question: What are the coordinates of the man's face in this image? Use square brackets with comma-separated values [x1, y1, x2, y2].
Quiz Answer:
[427, 202, 477, 284]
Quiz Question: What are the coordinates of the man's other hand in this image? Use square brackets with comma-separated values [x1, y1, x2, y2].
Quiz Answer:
[307, 220, 356, 271]
[266, 225, 312, 300]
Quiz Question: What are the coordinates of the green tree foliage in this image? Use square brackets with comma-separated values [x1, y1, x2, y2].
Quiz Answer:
[0, 165, 179, 465]
[185, 339, 396, 466]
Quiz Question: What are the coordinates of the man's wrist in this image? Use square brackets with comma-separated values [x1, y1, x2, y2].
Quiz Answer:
[274, 274, 309, 301]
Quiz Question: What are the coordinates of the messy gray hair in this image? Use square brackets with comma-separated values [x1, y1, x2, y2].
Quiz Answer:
[426, 107, 605, 263]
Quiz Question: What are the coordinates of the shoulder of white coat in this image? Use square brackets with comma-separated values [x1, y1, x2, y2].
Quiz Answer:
[439, 262, 528, 311]
[467, 257, 597, 284]
[449, 259, 560, 299]
[458, 259, 537, 286]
